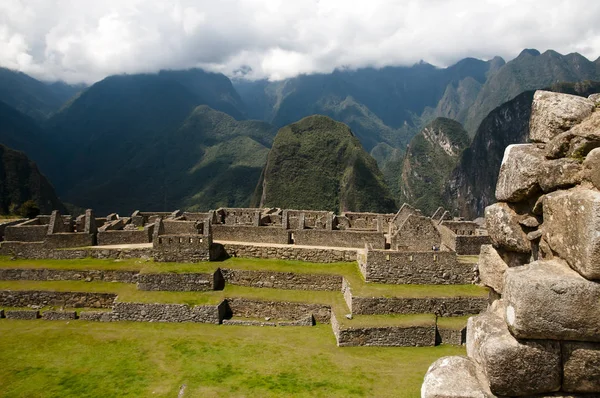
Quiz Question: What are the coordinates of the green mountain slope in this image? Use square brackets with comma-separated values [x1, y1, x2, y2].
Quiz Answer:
[0, 144, 66, 214]
[253, 115, 396, 213]
[0, 67, 80, 121]
[397, 118, 470, 215]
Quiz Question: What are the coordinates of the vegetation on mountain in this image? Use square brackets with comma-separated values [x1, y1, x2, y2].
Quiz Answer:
[0, 144, 66, 215]
[397, 118, 470, 215]
[253, 115, 396, 213]
[0, 67, 80, 121]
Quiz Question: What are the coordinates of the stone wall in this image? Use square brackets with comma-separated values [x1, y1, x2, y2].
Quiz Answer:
[42, 310, 77, 320]
[111, 302, 225, 324]
[391, 214, 441, 251]
[350, 296, 487, 317]
[162, 220, 201, 235]
[0, 241, 152, 260]
[0, 219, 26, 241]
[436, 326, 465, 346]
[225, 298, 331, 324]
[136, 272, 218, 291]
[44, 233, 94, 249]
[5, 309, 39, 319]
[331, 312, 437, 347]
[97, 229, 152, 246]
[359, 249, 473, 285]
[440, 221, 479, 235]
[220, 242, 357, 263]
[0, 290, 116, 308]
[4, 224, 47, 242]
[454, 235, 491, 255]
[152, 234, 212, 262]
[219, 268, 342, 291]
[292, 229, 385, 249]
[0, 268, 138, 283]
[212, 225, 290, 244]
[423, 91, 600, 397]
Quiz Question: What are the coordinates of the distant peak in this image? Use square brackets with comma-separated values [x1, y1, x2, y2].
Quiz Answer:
[518, 49, 541, 57]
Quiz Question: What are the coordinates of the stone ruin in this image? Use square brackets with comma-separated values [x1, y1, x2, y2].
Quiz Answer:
[422, 91, 600, 396]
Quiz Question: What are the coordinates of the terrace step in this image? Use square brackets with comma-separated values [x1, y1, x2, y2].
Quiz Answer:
[222, 315, 314, 327]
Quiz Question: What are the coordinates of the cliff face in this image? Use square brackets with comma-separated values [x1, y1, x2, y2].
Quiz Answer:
[398, 118, 469, 215]
[253, 115, 396, 213]
[444, 80, 600, 219]
[0, 144, 66, 214]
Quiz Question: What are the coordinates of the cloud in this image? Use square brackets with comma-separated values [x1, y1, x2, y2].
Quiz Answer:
[0, 0, 599, 84]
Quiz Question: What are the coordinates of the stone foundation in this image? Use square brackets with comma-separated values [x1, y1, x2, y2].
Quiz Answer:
[0, 268, 139, 283]
[219, 268, 342, 291]
[224, 298, 331, 324]
[220, 242, 358, 263]
[350, 296, 487, 317]
[0, 290, 116, 308]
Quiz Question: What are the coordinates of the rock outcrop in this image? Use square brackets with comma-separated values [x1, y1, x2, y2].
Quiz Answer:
[422, 91, 600, 397]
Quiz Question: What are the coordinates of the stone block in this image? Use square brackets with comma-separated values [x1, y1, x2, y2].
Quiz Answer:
[496, 144, 544, 202]
[562, 341, 600, 393]
[583, 147, 600, 189]
[5, 310, 40, 319]
[538, 158, 583, 192]
[590, 93, 600, 105]
[504, 260, 600, 341]
[529, 90, 594, 143]
[545, 131, 575, 159]
[543, 188, 600, 280]
[478, 245, 508, 294]
[485, 203, 531, 253]
[421, 356, 494, 398]
[467, 301, 561, 396]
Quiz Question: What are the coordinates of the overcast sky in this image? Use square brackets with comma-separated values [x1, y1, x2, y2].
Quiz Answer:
[1, 0, 600, 84]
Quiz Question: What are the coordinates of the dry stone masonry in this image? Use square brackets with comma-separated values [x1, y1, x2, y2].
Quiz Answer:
[422, 90, 600, 397]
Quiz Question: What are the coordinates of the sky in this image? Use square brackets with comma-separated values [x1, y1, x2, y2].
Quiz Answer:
[1, 0, 600, 84]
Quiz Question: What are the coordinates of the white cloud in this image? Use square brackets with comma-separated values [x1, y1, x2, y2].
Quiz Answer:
[0, 0, 599, 84]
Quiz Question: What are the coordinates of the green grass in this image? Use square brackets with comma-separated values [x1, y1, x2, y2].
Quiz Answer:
[0, 320, 465, 397]
[0, 256, 488, 300]
[337, 313, 436, 328]
[436, 316, 471, 330]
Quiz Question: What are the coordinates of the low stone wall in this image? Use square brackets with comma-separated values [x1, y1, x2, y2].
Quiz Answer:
[111, 302, 225, 324]
[225, 298, 331, 324]
[0, 242, 153, 260]
[0, 219, 26, 241]
[152, 235, 213, 262]
[136, 272, 217, 291]
[350, 296, 488, 317]
[331, 312, 436, 347]
[97, 229, 151, 246]
[292, 229, 386, 249]
[4, 224, 47, 242]
[42, 310, 77, 320]
[454, 235, 492, 255]
[436, 326, 466, 345]
[0, 268, 138, 283]
[219, 268, 342, 291]
[223, 315, 314, 327]
[220, 242, 357, 263]
[359, 250, 473, 285]
[79, 311, 113, 322]
[5, 309, 39, 319]
[0, 290, 116, 308]
[45, 233, 94, 249]
[212, 225, 290, 244]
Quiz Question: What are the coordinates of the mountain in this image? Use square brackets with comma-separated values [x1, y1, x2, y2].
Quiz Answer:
[0, 144, 66, 214]
[235, 58, 495, 153]
[397, 118, 470, 215]
[0, 67, 81, 121]
[253, 115, 396, 213]
[463, 49, 600, 133]
[444, 80, 600, 218]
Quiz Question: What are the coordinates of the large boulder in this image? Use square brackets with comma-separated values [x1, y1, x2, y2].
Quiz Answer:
[583, 147, 600, 189]
[538, 158, 582, 192]
[543, 188, 600, 280]
[421, 356, 494, 398]
[495, 144, 544, 202]
[503, 260, 600, 341]
[485, 203, 531, 253]
[466, 301, 561, 396]
[478, 245, 508, 294]
[529, 91, 594, 143]
[562, 342, 600, 393]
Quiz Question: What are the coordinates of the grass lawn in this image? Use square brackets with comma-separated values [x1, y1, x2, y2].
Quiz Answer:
[0, 256, 488, 299]
[0, 320, 465, 397]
